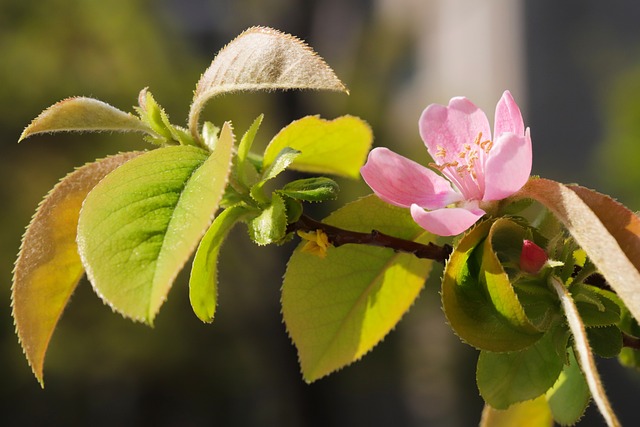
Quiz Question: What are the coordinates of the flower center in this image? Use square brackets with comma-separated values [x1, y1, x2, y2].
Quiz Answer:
[429, 132, 493, 200]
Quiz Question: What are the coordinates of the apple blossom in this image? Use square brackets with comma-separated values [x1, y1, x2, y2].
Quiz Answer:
[361, 91, 532, 236]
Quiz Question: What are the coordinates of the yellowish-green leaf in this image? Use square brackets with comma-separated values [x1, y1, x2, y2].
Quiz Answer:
[20, 97, 153, 141]
[480, 397, 553, 427]
[12, 152, 142, 385]
[188, 26, 348, 136]
[77, 123, 235, 323]
[282, 195, 434, 382]
[516, 178, 640, 324]
[263, 115, 373, 179]
[545, 349, 590, 426]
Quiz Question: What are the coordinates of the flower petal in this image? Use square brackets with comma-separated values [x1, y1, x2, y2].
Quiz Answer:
[494, 90, 525, 137]
[482, 129, 532, 201]
[410, 204, 485, 236]
[361, 147, 462, 209]
[419, 97, 491, 165]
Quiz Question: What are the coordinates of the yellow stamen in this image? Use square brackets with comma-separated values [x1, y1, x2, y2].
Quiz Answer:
[298, 229, 332, 258]
[435, 145, 447, 158]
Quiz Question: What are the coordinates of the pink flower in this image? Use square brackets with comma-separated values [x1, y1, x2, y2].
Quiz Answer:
[361, 91, 532, 236]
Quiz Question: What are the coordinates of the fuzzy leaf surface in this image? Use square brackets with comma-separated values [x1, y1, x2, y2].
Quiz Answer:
[189, 26, 347, 135]
[282, 195, 434, 382]
[20, 97, 152, 141]
[263, 115, 372, 179]
[545, 349, 590, 426]
[77, 124, 234, 323]
[12, 152, 141, 384]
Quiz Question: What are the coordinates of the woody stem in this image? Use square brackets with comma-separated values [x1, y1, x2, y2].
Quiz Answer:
[288, 214, 452, 264]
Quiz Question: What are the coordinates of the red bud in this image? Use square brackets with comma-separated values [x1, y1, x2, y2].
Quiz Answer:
[519, 240, 548, 274]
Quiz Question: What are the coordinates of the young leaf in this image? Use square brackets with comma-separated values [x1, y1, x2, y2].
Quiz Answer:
[476, 328, 565, 410]
[516, 178, 640, 324]
[188, 26, 348, 136]
[278, 177, 339, 202]
[263, 115, 373, 179]
[250, 147, 300, 204]
[282, 195, 434, 382]
[442, 219, 543, 353]
[545, 349, 591, 426]
[480, 396, 553, 427]
[77, 123, 235, 323]
[20, 97, 153, 141]
[189, 205, 255, 323]
[247, 193, 288, 245]
[12, 152, 142, 385]
[235, 114, 264, 187]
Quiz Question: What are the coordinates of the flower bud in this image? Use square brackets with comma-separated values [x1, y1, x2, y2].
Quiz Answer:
[519, 240, 548, 274]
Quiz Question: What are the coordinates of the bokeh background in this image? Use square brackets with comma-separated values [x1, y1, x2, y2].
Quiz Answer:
[2, 0, 640, 425]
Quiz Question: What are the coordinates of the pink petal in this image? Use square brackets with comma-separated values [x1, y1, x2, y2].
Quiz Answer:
[419, 97, 491, 165]
[482, 129, 532, 201]
[410, 204, 485, 236]
[361, 147, 462, 209]
[494, 90, 525, 137]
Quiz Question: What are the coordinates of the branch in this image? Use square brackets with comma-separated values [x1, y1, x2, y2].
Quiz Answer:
[289, 214, 452, 264]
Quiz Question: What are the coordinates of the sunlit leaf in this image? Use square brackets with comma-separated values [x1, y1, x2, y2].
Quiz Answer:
[282, 195, 434, 382]
[516, 178, 640, 324]
[12, 152, 142, 385]
[442, 219, 543, 352]
[477, 328, 564, 409]
[189, 205, 255, 323]
[480, 396, 553, 427]
[20, 97, 152, 141]
[77, 123, 235, 323]
[188, 26, 348, 136]
[263, 115, 372, 179]
[250, 147, 300, 204]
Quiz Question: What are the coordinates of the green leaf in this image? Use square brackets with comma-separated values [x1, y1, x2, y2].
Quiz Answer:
[442, 219, 543, 352]
[587, 325, 623, 358]
[12, 152, 142, 385]
[546, 349, 591, 426]
[282, 195, 434, 382]
[189, 26, 347, 136]
[477, 328, 565, 410]
[263, 115, 373, 179]
[572, 284, 621, 327]
[278, 177, 339, 202]
[250, 147, 300, 204]
[189, 205, 255, 322]
[480, 397, 553, 427]
[517, 178, 640, 325]
[77, 123, 235, 323]
[248, 193, 287, 245]
[20, 97, 153, 141]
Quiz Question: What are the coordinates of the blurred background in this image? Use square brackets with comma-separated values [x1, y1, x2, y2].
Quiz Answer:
[2, 0, 640, 425]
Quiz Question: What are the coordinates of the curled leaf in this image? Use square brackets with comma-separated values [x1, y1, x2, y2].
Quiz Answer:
[20, 97, 153, 141]
[188, 26, 348, 136]
[12, 152, 142, 385]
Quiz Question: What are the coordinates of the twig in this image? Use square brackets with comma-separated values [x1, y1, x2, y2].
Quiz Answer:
[288, 214, 452, 264]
